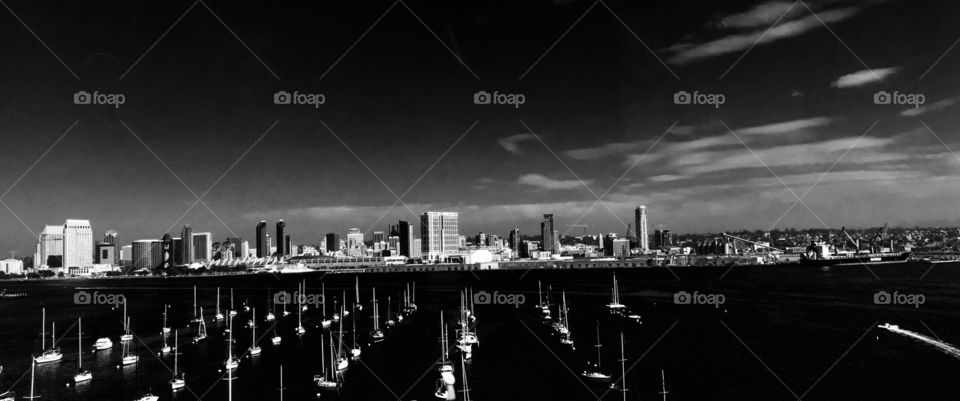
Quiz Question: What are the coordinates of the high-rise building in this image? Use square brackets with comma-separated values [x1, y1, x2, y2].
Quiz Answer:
[398, 220, 413, 257]
[411, 238, 422, 259]
[540, 214, 558, 254]
[160, 234, 174, 269]
[276, 220, 286, 256]
[35, 225, 64, 268]
[227, 237, 243, 258]
[420, 211, 459, 261]
[654, 229, 673, 249]
[373, 231, 385, 244]
[509, 228, 521, 254]
[256, 221, 268, 258]
[192, 232, 213, 262]
[180, 225, 193, 264]
[612, 238, 630, 258]
[284, 235, 291, 258]
[103, 230, 120, 265]
[132, 240, 161, 270]
[636, 206, 649, 251]
[63, 219, 93, 268]
[325, 233, 340, 254]
[241, 241, 250, 258]
[346, 228, 364, 249]
[120, 245, 132, 266]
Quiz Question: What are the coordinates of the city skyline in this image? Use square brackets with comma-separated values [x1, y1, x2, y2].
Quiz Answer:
[3, 0, 960, 257]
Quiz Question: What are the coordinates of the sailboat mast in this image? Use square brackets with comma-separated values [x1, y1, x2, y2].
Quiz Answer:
[193, 286, 197, 318]
[596, 323, 602, 370]
[279, 365, 285, 401]
[660, 370, 669, 401]
[620, 332, 627, 401]
[78, 317, 82, 368]
[40, 308, 46, 350]
[174, 330, 179, 375]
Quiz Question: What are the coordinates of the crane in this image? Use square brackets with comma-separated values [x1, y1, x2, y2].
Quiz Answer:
[722, 233, 785, 253]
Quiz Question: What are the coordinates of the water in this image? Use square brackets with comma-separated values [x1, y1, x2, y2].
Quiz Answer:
[0, 263, 959, 400]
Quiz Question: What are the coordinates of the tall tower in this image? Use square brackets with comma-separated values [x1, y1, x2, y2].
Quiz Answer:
[420, 211, 459, 261]
[255, 221, 268, 258]
[540, 214, 557, 254]
[636, 206, 649, 251]
[398, 220, 412, 257]
[180, 225, 193, 264]
[276, 220, 286, 256]
[62, 219, 93, 269]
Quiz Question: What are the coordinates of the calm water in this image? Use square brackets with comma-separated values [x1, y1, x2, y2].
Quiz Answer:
[0, 263, 959, 400]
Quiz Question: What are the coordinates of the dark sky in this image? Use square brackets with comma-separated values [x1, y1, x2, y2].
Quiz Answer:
[2, 0, 959, 255]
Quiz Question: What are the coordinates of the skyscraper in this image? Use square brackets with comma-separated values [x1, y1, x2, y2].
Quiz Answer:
[421, 211, 459, 261]
[255, 221, 268, 258]
[284, 235, 291, 257]
[192, 232, 213, 261]
[104, 229, 120, 265]
[35, 225, 64, 268]
[398, 220, 413, 257]
[227, 237, 243, 258]
[540, 214, 558, 254]
[63, 219, 93, 268]
[636, 206, 649, 251]
[325, 233, 340, 254]
[346, 228, 364, 250]
[276, 220, 286, 256]
[180, 225, 193, 264]
[509, 227, 521, 254]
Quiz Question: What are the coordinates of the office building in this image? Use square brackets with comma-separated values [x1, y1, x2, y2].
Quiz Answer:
[160, 234, 174, 269]
[636, 206, 649, 251]
[540, 214, 559, 255]
[325, 233, 340, 254]
[256, 220, 268, 258]
[132, 240, 161, 270]
[0, 258, 24, 275]
[180, 225, 193, 264]
[276, 220, 286, 256]
[35, 225, 64, 268]
[411, 238, 422, 259]
[63, 219, 93, 268]
[284, 235, 291, 257]
[227, 237, 243, 258]
[346, 228, 364, 249]
[612, 238, 630, 258]
[120, 245, 132, 266]
[373, 231, 385, 244]
[192, 232, 213, 261]
[96, 243, 116, 265]
[398, 220, 413, 257]
[509, 228, 521, 254]
[654, 229, 673, 249]
[420, 211, 459, 261]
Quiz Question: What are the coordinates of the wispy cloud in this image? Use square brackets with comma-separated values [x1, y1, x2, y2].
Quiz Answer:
[669, 6, 862, 64]
[831, 67, 899, 88]
[900, 97, 957, 117]
[516, 173, 591, 190]
[498, 133, 537, 154]
[719, 1, 805, 29]
[737, 116, 834, 135]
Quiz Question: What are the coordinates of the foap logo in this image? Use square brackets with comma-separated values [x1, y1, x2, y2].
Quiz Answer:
[273, 90, 326, 108]
[73, 91, 126, 108]
[673, 291, 726, 308]
[473, 291, 526, 308]
[473, 91, 525, 108]
[274, 291, 324, 307]
[874, 290, 925, 309]
[873, 91, 925, 108]
[673, 90, 725, 109]
[74, 290, 126, 307]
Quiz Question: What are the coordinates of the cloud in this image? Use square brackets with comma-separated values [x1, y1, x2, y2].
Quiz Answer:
[516, 174, 591, 190]
[669, 7, 861, 64]
[737, 116, 834, 135]
[900, 97, 957, 117]
[719, 1, 805, 29]
[831, 67, 899, 88]
[498, 133, 537, 154]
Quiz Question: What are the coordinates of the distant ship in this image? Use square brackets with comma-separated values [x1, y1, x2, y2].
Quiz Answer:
[799, 240, 910, 267]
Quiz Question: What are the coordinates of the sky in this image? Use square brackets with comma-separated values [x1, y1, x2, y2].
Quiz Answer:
[1, 0, 959, 256]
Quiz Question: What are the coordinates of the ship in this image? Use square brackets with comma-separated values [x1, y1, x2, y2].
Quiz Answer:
[799, 240, 910, 267]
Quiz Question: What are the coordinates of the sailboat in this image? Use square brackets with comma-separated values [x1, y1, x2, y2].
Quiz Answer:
[300, 281, 308, 313]
[74, 317, 92, 383]
[536, 280, 552, 320]
[335, 305, 348, 372]
[162, 304, 171, 334]
[121, 317, 139, 366]
[659, 370, 669, 401]
[313, 334, 340, 391]
[34, 308, 63, 364]
[610, 332, 628, 399]
[120, 302, 133, 342]
[229, 288, 238, 317]
[249, 308, 261, 356]
[94, 333, 113, 351]
[224, 315, 239, 370]
[215, 287, 225, 322]
[134, 391, 159, 401]
[26, 363, 36, 400]
[353, 276, 362, 312]
[277, 365, 286, 401]
[192, 307, 207, 343]
[191, 286, 202, 323]
[457, 291, 479, 348]
[607, 273, 627, 314]
[558, 291, 574, 347]
[581, 322, 611, 382]
[385, 296, 396, 327]
[370, 288, 384, 342]
[271, 303, 282, 346]
[170, 330, 185, 390]
[320, 282, 332, 328]
[265, 288, 276, 322]
[0, 390, 13, 401]
[296, 286, 306, 335]
[434, 312, 456, 400]
[350, 303, 361, 359]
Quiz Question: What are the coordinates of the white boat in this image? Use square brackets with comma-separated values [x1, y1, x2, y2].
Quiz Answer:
[249, 308, 261, 356]
[191, 286, 202, 323]
[162, 304, 171, 334]
[120, 302, 133, 342]
[74, 317, 93, 383]
[435, 311, 456, 400]
[170, 330, 185, 390]
[606, 273, 627, 312]
[370, 288, 384, 342]
[215, 287, 225, 322]
[134, 392, 159, 401]
[229, 288, 238, 317]
[94, 337, 113, 350]
[224, 315, 239, 369]
[879, 323, 900, 331]
[313, 334, 341, 391]
[581, 323, 611, 382]
[34, 309, 63, 364]
[558, 291, 575, 347]
[350, 303, 361, 359]
[0, 391, 15, 401]
[121, 330, 139, 366]
[193, 307, 207, 343]
[335, 305, 348, 371]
